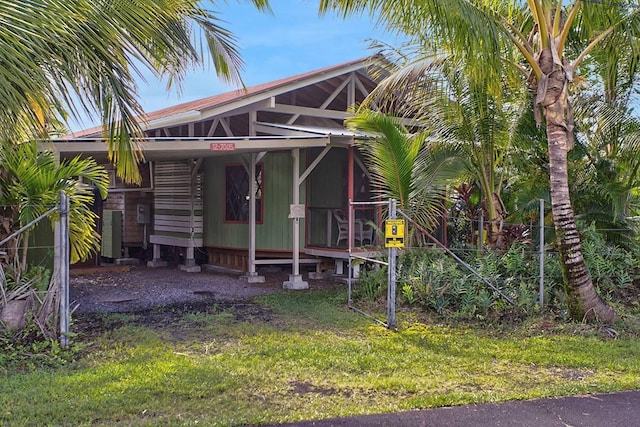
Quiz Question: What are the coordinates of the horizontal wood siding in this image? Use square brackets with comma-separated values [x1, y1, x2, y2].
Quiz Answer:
[152, 161, 203, 242]
[104, 192, 125, 211]
[203, 151, 305, 250]
[123, 192, 152, 245]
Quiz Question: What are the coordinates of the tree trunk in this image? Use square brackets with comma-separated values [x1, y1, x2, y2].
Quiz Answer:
[539, 50, 617, 323]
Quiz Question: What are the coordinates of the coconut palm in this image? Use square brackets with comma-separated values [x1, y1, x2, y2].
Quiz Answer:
[569, 32, 640, 240]
[570, 96, 640, 242]
[0, 0, 271, 183]
[319, 0, 633, 322]
[0, 141, 109, 276]
[361, 53, 531, 249]
[346, 109, 465, 240]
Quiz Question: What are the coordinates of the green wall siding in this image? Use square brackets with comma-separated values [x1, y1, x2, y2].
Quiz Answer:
[28, 221, 54, 270]
[203, 151, 306, 250]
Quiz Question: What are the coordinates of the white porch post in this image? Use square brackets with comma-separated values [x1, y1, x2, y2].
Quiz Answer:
[243, 152, 265, 283]
[249, 152, 257, 274]
[284, 148, 308, 289]
[147, 243, 167, 268]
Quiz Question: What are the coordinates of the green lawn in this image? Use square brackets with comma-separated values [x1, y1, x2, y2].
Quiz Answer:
[1, 287, 640, 426]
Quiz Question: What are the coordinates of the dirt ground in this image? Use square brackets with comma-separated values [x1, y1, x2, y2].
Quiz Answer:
[70, 265, 300, 314]
[69, 264, 340, 336]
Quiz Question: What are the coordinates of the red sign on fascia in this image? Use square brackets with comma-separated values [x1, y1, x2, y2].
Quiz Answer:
[210, 142, 236, 151]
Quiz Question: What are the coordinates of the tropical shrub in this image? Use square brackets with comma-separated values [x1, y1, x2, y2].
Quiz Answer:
[353, 224, 639, 320]
[396, 245, 546, 318]
[353, 263, 387, 303]
[579, 223, 638, 301]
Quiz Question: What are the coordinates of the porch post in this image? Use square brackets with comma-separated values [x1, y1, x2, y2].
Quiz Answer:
[348, 146, 355, 247]
[284, 148, 309, 289]
[243, 152, 264, 283]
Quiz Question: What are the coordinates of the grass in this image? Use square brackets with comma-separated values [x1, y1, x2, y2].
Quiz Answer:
[2, 287, 640, 426]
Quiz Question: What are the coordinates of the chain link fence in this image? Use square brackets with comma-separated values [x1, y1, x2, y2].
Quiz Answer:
[0, 192, 70, 346]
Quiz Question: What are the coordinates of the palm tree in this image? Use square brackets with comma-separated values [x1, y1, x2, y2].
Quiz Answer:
[568, 35, 640, 243]
[362, 53, 530, 249]
[319, 0, 631, 322]
[346, 110, 465, 237]
[0, 141, 109, 276]
[0, 0, 271, 183]
[570, 97, 640, 242]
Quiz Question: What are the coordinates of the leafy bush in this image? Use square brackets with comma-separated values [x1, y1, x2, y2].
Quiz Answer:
[0, 333, 78, 374]
[391, 224, 640, 319]
[579, 223, 638, 299]
[397, 245, 546, 318]
[353, 263, 387, 302]
[337, 222, 638, 320]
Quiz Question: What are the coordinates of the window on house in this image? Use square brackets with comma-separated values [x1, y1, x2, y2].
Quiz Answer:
[225, 164, 263, 222]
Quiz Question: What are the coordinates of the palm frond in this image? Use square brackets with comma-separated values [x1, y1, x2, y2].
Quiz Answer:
[0, 141, 108, 262]
[0, 0, 270, 182]
[348, 110, 421, 209]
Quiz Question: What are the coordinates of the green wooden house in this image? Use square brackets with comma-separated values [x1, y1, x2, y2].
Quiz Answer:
[47, 58, 382, 288]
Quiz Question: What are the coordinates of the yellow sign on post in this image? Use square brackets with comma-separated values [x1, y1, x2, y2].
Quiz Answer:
[385, 219, 405, 248]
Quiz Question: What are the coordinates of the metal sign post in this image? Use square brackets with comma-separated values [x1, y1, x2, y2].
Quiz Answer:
[385, 199, 403, 330]
[346, 198, 404, 331]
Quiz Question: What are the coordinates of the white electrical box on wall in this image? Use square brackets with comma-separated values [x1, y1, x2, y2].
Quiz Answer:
[136, 204, 151, 224]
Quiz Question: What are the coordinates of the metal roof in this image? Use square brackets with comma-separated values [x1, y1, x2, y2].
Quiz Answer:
[42, 135, 339, 162]
[254, 122, 369, 138]
[64, 57, 375, 138]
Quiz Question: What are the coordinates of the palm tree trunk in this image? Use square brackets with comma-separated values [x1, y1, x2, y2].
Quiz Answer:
[541, 51, 617, 323]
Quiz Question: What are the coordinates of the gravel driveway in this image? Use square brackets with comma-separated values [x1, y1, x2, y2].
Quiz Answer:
[70, 265, 291, 314]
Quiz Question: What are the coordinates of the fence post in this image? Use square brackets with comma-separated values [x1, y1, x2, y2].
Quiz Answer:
[539, 198, 545, 309]
[387, 199, 397, 330]
[59, 191, 70, 347]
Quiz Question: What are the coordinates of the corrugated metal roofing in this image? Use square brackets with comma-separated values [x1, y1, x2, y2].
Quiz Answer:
[65, 57, 372, 138]
[255, 122, 369, 138]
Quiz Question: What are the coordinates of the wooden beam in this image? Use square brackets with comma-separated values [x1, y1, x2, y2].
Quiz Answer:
[348, 73, 355, 107]
[200, 96, 275, 121]
[256, 151, 267, 163]
[272, 103, 350, 120]
[249, 111, 257, 136]
[354, 74, 370, 98]
[348, 146, 355, 247]
[248, 152, 257, 274]
[206, 118, 220, 137]
[286, 75, 352, 125]
[320, 75, 351, 109]
[47, 136, 333, 162]
[219, 117, 234, 137]
[299, 145, 332, 184]
[354, 154, 372, 181]
[190, 158, 203, 183]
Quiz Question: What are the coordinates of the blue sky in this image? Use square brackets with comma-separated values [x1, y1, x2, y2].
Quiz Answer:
[70, 1, 394, 131]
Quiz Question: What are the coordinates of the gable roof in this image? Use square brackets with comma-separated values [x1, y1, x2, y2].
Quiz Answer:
[66, 57, 375, 138]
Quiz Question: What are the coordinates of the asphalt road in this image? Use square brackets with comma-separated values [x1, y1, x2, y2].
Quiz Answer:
[267, 390, 640, 427]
